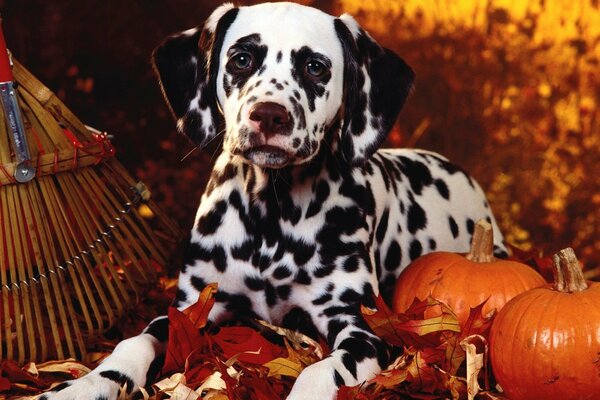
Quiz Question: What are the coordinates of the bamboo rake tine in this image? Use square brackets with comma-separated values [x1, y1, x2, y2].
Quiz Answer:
[4, 185, 29, 363]
[0, 193, 8, 359]
[106, 160, 184, 241]
[57, 174, 128, 316]
[96, 165, 168, 265]
[31, 179, 95, 337]
[77, 168, 157, 283]
[12, 60, 89, 137]
[26, 179, 86, 358]
[60, 172, 133, 302]
[73, 169, 145, 294]
[18, 87, 70, 150]
[15, 184, 50, 361]
[39, 176, 114, 330]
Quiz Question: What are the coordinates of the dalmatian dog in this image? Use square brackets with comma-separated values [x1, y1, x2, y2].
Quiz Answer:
[41, 2, 507, 400]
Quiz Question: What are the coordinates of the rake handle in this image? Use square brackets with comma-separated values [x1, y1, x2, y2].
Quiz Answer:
[0, 17, 36, 183]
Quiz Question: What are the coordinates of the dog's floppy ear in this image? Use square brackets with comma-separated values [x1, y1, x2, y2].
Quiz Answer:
[152, 3, 239, 147]
[334, 15, 415, 166]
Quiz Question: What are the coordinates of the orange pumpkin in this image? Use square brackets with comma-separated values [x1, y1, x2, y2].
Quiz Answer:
[392, 220, 546, 325]
[489, 248, 600, 400]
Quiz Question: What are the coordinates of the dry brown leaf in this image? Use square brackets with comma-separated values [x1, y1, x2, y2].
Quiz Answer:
[460, 334, 488, 400]
[170, 383, 200, 400]
[257, 319, 324, 358]
[35, 359, 91, 379]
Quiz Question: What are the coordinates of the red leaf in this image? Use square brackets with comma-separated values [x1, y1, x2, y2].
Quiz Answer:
[162, 306, 207, 374]
[0, 376, 11, 392]
[336, 385, 370, 400]
[212, 326, 284, 365]
[460, 301, 496, 338]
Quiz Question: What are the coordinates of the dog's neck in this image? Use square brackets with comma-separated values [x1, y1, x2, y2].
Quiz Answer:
[219, 119, 344, 191]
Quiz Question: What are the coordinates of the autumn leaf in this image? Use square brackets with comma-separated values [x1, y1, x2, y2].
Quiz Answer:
[263, 357, 304, 378]
[361, 295, 460, 348]
[162, 307, 208, 374]
[182, 283, 218, 329]
[368, 367, 408, 387]
[211, 326, 284, 365]
[460, 334, 489, 400]
[442, 300, 496, 374]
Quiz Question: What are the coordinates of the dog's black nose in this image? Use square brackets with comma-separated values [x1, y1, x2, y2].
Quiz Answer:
[249, 102, 291, 135]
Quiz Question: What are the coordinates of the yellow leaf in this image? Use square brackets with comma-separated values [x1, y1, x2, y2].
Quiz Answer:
[264, 357, 304, 378]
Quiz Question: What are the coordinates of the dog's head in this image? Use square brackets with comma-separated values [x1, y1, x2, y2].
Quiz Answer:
[153, 2, 414, 168]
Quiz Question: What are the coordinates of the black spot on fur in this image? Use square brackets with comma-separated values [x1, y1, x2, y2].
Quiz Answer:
[409, 239, 423, 260]
[334, 370, 345, 386]
[306, 180, 331, 218]
[231, 239, 254, 260]
[196, 200, 227, 235]
[183, 242, 212, 267]
[276, 51, 282, 63]
[99, 371, 135, 394]
[434, 178, 450, 200]
[407, 202, 427, 234]
[272, 265, 292, 280]
[52, 382, 71, 392]
[384, 240, 402, 271]
[265, 281, 277, 306]
[312, 292, 333, 305]
[429, 238, 437, 251]
[399, 157, 433, 195]
[190, 276, 207, 292]
[338, 337, 376, 361]
[277, 285, 291, 300]
[313, 263, 336, 278]
[342, 352, 358, 379]
[245, 275, 265, 291]
[226, 34, 268, 91]
[449, 216, 459, 238]
[290, 46, 331, 112]
[327, 319, 349, 345]
[375, 208, 390, 243]
[294, 269, 312, 285]
[282, 307, 320, 340]
[212, 245, 227, 272]
[466, 218, 475, 235]
[343, 256, 359, 272]
[174, 289, 188, 305]
[144, 317, 169, 342]
[339, 288, 361, 304]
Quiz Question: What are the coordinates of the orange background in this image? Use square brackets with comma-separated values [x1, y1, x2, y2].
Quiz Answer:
[2, 0, 598, 276]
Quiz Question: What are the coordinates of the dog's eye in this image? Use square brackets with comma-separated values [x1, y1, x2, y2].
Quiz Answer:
[230, 52, 253, 71]
[306, 60, 327, 78]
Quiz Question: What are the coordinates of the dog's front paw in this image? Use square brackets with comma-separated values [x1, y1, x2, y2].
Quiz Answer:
[286, 359, 341, 400]
[37, 371, 123, 400]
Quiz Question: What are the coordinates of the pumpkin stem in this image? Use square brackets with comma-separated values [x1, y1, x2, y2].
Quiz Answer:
[552, 248, 588, 293]
[466, 219, 496, 263]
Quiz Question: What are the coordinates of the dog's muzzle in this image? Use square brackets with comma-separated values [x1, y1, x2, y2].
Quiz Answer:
[244, 145, 290, 168]
[243, 102, 293, 168]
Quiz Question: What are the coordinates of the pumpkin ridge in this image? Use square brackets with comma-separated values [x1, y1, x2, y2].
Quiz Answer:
[505, 289, 547, 391]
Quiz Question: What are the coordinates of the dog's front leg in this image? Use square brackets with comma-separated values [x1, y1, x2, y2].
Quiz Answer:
[286, 297, 389, 399]
[39, 316, 168, 400]
[287, 320, 387, 399]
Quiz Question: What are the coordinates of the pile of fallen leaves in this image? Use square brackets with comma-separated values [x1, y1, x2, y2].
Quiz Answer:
[0, 288, 509, 400]
[1, 250, 552, 399]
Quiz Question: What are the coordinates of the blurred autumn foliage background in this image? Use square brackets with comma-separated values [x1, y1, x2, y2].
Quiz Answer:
[1, 0, 598, 275]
